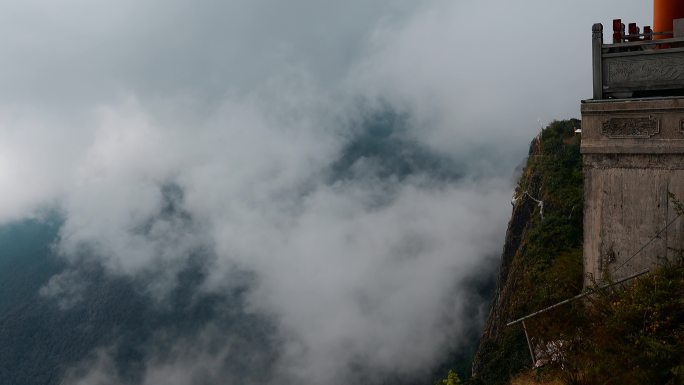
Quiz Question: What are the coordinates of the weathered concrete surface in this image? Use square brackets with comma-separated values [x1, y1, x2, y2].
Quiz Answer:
[581, 97, 684, 285]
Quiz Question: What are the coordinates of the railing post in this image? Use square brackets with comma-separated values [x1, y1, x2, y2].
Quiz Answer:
[644, 26, 653, 40]
[522, 321, 536, 368]
[628, 23, 639, 42]
[592, 23, 604, 100]
[613, 19, 622, 43]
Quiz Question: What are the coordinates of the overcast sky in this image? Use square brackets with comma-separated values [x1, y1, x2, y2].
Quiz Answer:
[0, 1, 651, 384]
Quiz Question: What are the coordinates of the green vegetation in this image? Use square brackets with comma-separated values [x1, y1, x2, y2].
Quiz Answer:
[437, 370, 463, 385]
[504, 259, 684, 385]
[560, 261, 684, 385]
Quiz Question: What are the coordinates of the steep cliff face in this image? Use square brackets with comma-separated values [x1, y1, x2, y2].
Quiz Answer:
[470, 156, 542, 375]
[470, 120, 584, 385]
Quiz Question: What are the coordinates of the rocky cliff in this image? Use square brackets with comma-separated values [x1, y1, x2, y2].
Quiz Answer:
[469, 120, 584, 385]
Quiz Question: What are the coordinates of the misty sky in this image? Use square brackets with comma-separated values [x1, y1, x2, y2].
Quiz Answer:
[0, 1, 651, 384]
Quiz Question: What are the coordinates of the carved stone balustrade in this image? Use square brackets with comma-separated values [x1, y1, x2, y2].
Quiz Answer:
[592, 23, 684, 100]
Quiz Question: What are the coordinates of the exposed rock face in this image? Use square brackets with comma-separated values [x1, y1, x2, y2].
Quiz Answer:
[470, 141, 543, 377]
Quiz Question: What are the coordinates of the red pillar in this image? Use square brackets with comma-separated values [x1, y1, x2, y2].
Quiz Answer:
[654, 0, 684, 38]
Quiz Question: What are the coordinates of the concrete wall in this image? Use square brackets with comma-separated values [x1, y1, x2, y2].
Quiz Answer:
[581, 97, 684, 285]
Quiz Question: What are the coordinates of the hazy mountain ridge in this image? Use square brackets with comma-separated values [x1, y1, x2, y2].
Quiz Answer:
[0, 109, 499, 385]
[0, 216, 279, 385]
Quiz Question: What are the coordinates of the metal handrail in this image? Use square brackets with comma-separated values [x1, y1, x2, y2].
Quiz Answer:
[506, 269, 650, 327]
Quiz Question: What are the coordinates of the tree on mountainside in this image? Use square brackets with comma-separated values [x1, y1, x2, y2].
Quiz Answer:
[437, 370, 462, 385]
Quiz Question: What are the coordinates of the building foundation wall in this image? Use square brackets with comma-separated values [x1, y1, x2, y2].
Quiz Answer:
[581, 97, 684, 285]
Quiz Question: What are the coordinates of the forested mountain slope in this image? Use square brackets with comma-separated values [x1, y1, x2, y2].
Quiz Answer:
[462, 120, 684, 385]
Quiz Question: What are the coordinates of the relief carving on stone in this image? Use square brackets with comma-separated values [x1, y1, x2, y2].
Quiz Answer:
[601, 116, 660, 138]
[607, 56, 684, 84]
